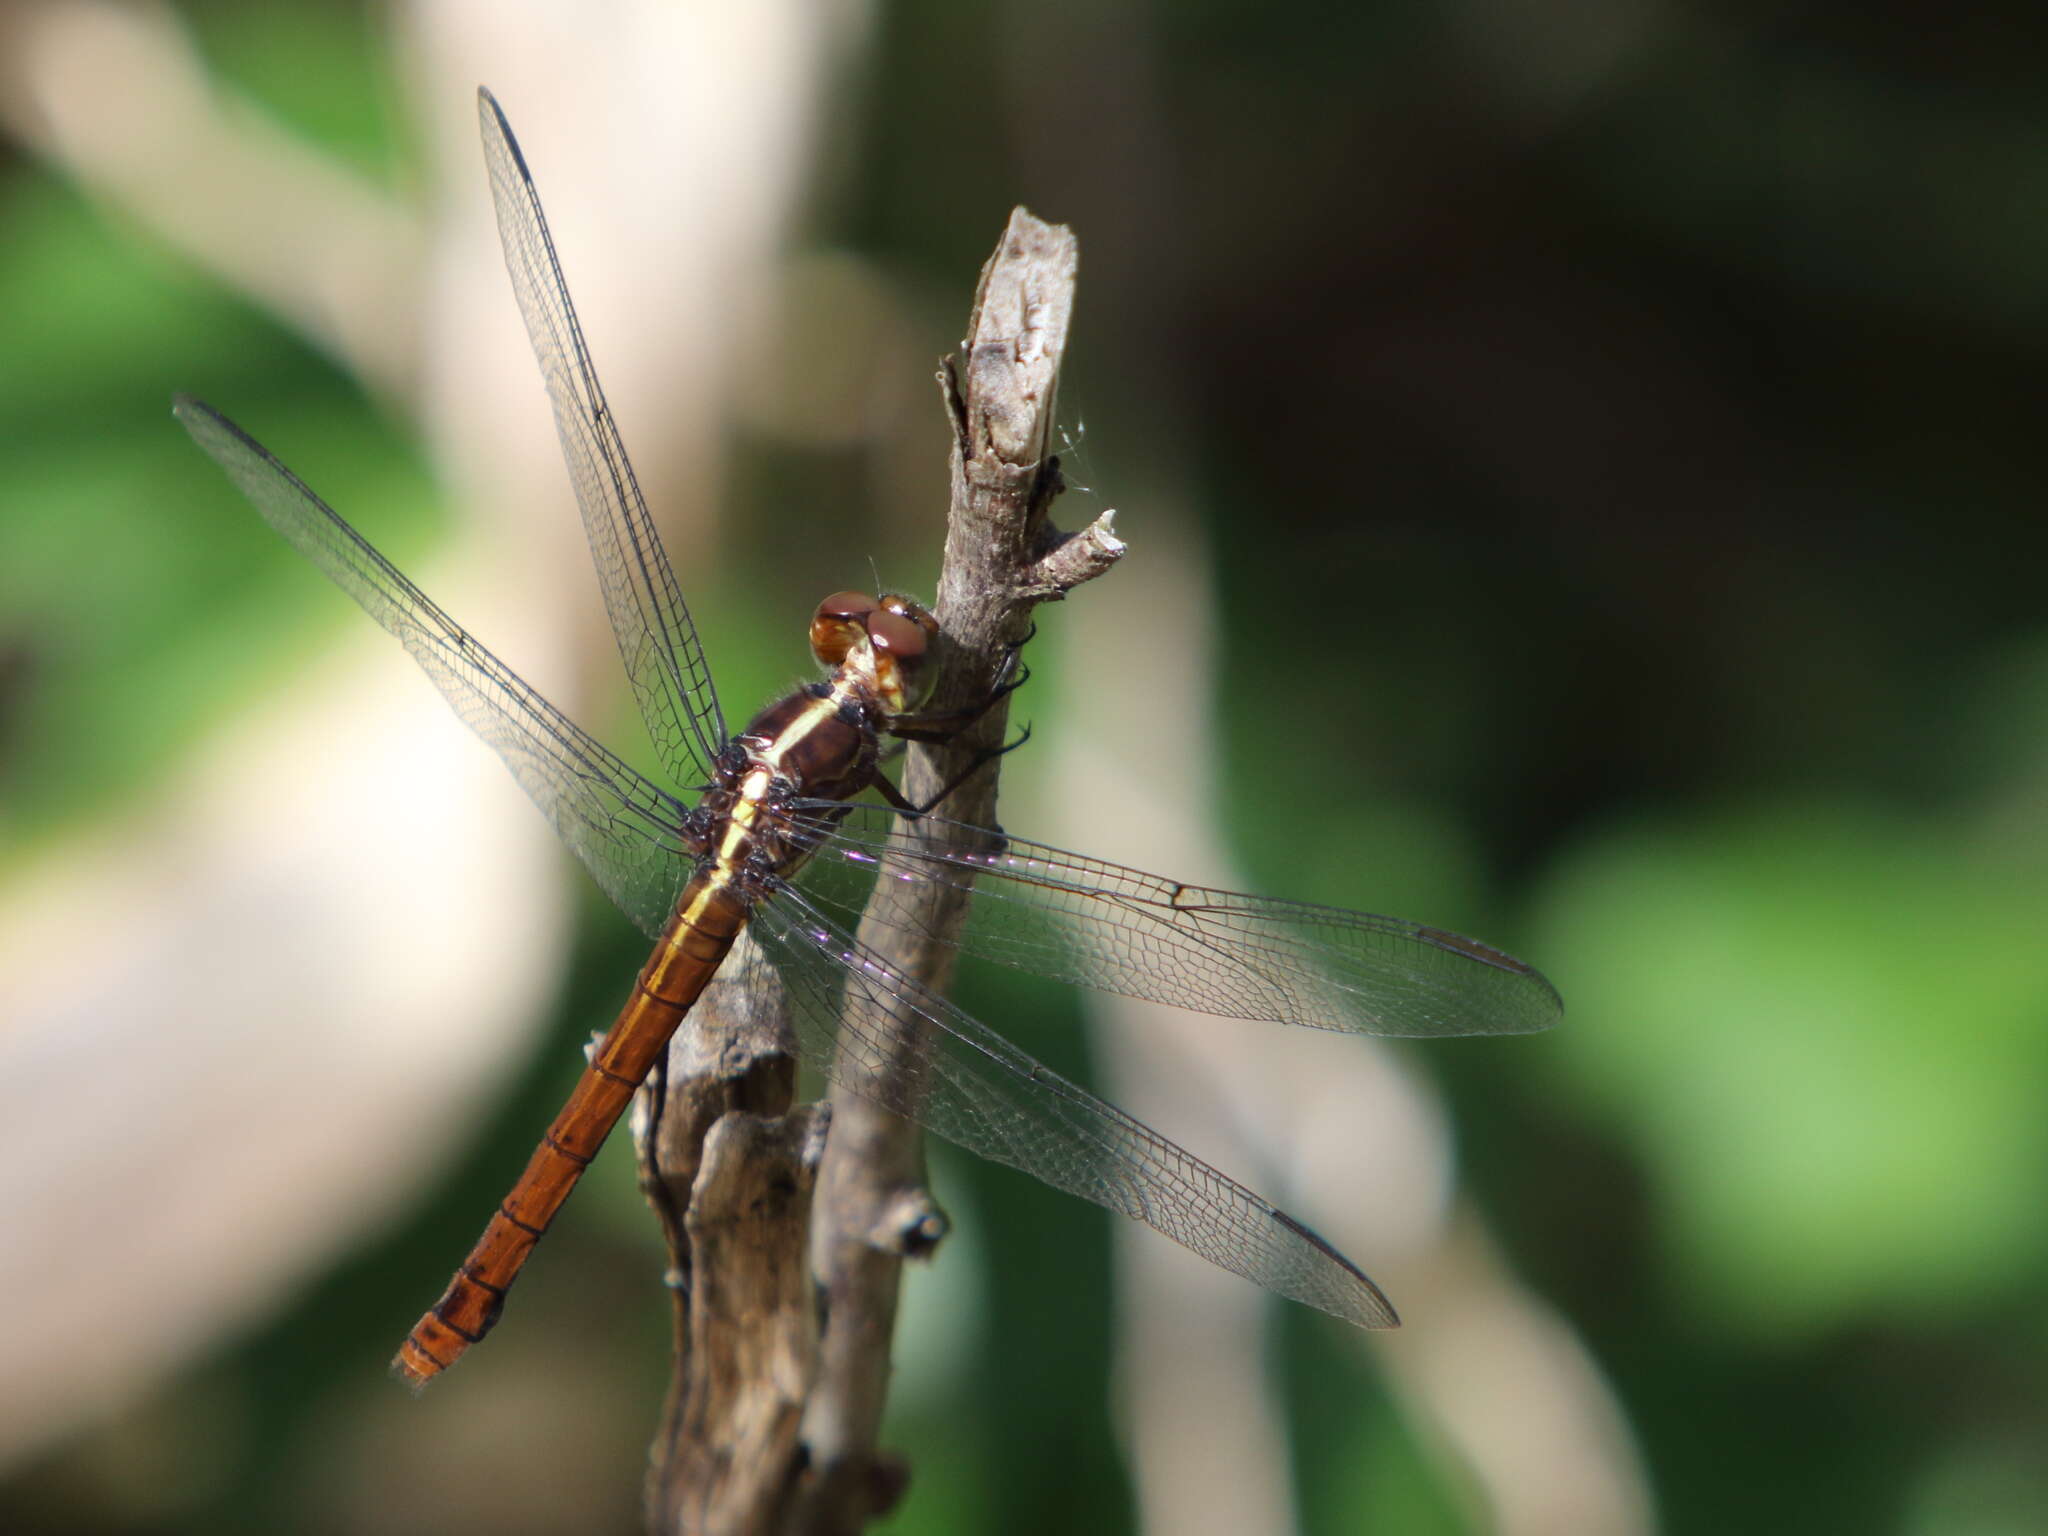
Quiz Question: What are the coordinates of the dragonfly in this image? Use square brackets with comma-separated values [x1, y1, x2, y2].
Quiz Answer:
[176, 88, 1561, 1389]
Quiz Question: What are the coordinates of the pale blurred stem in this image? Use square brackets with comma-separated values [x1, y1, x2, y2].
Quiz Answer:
[784, 208, 1120, 1532]
[0, 1, 423, 406]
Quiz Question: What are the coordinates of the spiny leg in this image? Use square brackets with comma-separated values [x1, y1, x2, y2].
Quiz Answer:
[889, 622, 1035, 744]
[872, 722, 1034, 819]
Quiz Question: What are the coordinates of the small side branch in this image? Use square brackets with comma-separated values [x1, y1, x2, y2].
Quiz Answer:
[1027, 509, 1125, 597]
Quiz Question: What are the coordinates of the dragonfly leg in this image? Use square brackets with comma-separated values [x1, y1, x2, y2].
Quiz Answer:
[889, 622, 1035, 744]
[873, 721, 1034, 818]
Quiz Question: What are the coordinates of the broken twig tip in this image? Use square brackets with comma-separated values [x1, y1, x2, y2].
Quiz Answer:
[869, 1188, 949, 1257]
[1026, 508, 1126, 595]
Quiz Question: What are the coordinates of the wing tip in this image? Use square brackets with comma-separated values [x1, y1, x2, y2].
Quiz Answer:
[171, 394, 243, 456]
[171, 398, 289, 477]
[476, 84, 534, 182]
[1269, 1206, 1401, 1329]
[171, 392, 219, 431]
[1412, 924, 1565, 1034]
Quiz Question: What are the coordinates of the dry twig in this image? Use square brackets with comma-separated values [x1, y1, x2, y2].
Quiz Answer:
[634, 207, 1122, 1535]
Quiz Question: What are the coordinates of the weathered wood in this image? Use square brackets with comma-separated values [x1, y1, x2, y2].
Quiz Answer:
[637, 207, 1119, 1536]
[792, 207, 1120, 1531]
[639, 933, 812, 1534]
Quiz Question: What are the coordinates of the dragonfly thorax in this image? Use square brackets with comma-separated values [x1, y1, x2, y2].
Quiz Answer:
[681, 593, 941, 898]
[723, 681, 878, 809]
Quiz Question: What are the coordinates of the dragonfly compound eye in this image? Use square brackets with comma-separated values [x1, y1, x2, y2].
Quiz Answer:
[867, 605, 937, 709]
[811, 591, 878, 667]
[877, 593, 940, 641]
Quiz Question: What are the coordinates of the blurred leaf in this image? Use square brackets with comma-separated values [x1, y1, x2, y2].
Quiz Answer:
[1904, 1436, 2048, 1536]
[181, 0, 404, 178]
[0, 174, 272, 426]
[1537, 802, 2048, 1336]
[0, 169, 436, 856]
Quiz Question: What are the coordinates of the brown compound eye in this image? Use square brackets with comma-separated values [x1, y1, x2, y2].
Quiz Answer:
[877, 593, 940, 642]
[810, 591, 878, 667]
[866, 608, 928, 664]
[867, 601, 938, 709]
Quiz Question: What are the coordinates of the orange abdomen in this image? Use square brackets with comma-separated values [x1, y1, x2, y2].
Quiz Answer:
[393, 879, 747, 1388]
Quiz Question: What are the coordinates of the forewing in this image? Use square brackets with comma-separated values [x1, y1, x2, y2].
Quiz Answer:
[476, 87, 727, 789]
[789, 803, 1561, 1038]
[175, 397, 693, 939]
[750, 887, 1398, 1328]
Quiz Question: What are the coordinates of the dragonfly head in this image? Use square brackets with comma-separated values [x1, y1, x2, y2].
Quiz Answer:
[810, 590, 940, 715]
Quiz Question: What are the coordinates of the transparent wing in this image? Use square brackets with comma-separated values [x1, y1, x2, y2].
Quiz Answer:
[477, 87, 727, 789]
[787, 803, 1562, 1038]
[750, 886, 1398, 1328]
[175, 397, 695, 939]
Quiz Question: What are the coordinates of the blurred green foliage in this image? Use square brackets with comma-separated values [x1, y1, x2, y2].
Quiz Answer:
[1543, 798, 2048, 1333]
[0, 170, 437, 860]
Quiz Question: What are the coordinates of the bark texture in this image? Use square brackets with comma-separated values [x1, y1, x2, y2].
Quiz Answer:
[635, 208, 1122, 1535]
